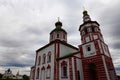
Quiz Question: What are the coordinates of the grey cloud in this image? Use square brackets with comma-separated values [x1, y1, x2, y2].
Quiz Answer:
[112, 42, 120, 50]
[0, 49, 35, 67]
[0, 38, 24, 48]
[112, 25, 120, 38]
[0, 0, 120, 75]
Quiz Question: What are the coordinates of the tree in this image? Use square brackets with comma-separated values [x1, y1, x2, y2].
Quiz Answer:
[23, 75, 29, 80]
[117, 75, 120, 80]
[0, 73, 3, 79]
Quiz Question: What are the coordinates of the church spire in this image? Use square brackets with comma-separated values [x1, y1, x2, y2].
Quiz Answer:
[83, 10, 91, 22]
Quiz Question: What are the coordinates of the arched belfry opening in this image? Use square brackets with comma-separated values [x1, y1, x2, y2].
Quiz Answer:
[88, 63, 98, 80]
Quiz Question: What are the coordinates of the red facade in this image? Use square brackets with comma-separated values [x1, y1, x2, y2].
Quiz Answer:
[30, 10, 117, 80]
[79, 10, 117, 80]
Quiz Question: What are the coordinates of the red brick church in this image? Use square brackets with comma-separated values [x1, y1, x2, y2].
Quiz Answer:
[30, 10, 117, 80]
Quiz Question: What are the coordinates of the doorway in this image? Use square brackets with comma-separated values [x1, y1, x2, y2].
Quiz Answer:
[88, 63, 98, 80]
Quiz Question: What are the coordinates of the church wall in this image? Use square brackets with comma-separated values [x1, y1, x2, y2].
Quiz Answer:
[74, 53, 81, 58]
[60, 44, 78, 57]
[76, 57, 84, 80]
[30, 10, 117, 80]
[82, 42, 96, 57]
[50, 31, 67, 42]
[30, 67, 35, 80]
[72, 57, 76, 80]
[59, 58, 70, 80]
[34, 44, 55, 80]
[71, 56, 83, 80]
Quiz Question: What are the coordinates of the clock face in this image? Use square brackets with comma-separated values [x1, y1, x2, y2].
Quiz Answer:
[82, 42, 96, 57]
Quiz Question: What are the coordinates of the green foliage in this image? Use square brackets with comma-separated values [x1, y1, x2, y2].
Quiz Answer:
[0, 79, 22, 80]
[22, 75, 29, 80]
[117, 75, 120, 80]
[0, 73, 3, 79]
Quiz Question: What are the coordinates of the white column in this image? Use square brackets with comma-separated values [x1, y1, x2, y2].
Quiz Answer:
[102, 56, 110, 80]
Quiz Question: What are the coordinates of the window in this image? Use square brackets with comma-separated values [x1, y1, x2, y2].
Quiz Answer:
[41, 66, 45, 80]
[43, 54, 46, 64]
[61, 61, 68, 78]
[63, 66, 67, 76]
[51, 35, 53, 39]
[47, 52, 51, 63]
[86, 45, 91, 51]
[36, 68, 39, 79]
[84, 28, 88, 34]
[46, 65, 51, 79]
[57, 34, 59, 38]
[92, 27, 95, 32]
[104, 45, 107, 52]
[38, 56, 41, 65]
[82, 31, 84, 35]
[63, 34, 65, 39]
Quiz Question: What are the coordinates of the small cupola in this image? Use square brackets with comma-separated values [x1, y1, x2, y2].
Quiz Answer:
[83, 10, 91, 22]
[50, 18, 67, 43]
[55, 20, 62, 27]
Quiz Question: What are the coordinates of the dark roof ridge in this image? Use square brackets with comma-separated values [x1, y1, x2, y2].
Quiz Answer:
[36, 39, 78, 52]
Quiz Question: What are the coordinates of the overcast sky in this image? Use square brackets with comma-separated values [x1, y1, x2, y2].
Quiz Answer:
[0, 0, 120, 76]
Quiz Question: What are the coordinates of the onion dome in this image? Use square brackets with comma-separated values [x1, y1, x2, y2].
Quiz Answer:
[83, 10, 88, 15]
[50, 19, 67, 34]
[50, 18, 67, 43]
[82, 10, 91, 22]
[55, 20, 62, 27]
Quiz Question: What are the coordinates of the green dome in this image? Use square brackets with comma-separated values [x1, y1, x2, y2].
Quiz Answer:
[50, 20, 67, 34]
[50, 27, 67, 34]
[55, 21, 62, 26]
[83, 10, 88, 15]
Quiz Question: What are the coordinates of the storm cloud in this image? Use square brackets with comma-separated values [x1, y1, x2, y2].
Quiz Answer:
[0, 0, 120, 75]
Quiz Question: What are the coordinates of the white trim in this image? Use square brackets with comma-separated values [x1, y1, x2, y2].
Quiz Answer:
[79, 59, 84, 80]
[102, 56, 110, 80]
[72, 58, 75, 80]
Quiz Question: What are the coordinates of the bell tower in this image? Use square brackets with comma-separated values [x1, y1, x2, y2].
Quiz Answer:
[79, 10, 117, 80]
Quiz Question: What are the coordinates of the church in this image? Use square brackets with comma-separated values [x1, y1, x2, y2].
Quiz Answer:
[30, 10, 117, 80]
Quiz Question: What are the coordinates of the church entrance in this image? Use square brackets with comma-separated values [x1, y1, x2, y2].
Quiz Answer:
[88, 63, 98, 80]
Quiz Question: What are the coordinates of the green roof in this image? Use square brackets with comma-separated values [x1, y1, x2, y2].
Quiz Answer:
[50, 27, 67, 34]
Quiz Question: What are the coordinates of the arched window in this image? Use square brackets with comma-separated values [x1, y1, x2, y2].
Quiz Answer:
[38, 56, 41, 65]
[47, 52, 51, 63]
[63, 34, 65, 39]
[84, 28, 88, 34]
[87, 46, 91, 51]
[42, 54, 46, 64]
[41, 66, 45, 80]
[61, 61, 68, 78]
[57, 34, 59, 38]
[92, 27, 95, 32]
[86, 45, 91, 51]
[36, 68, 39, 79]
[46, 65, 51, 79]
